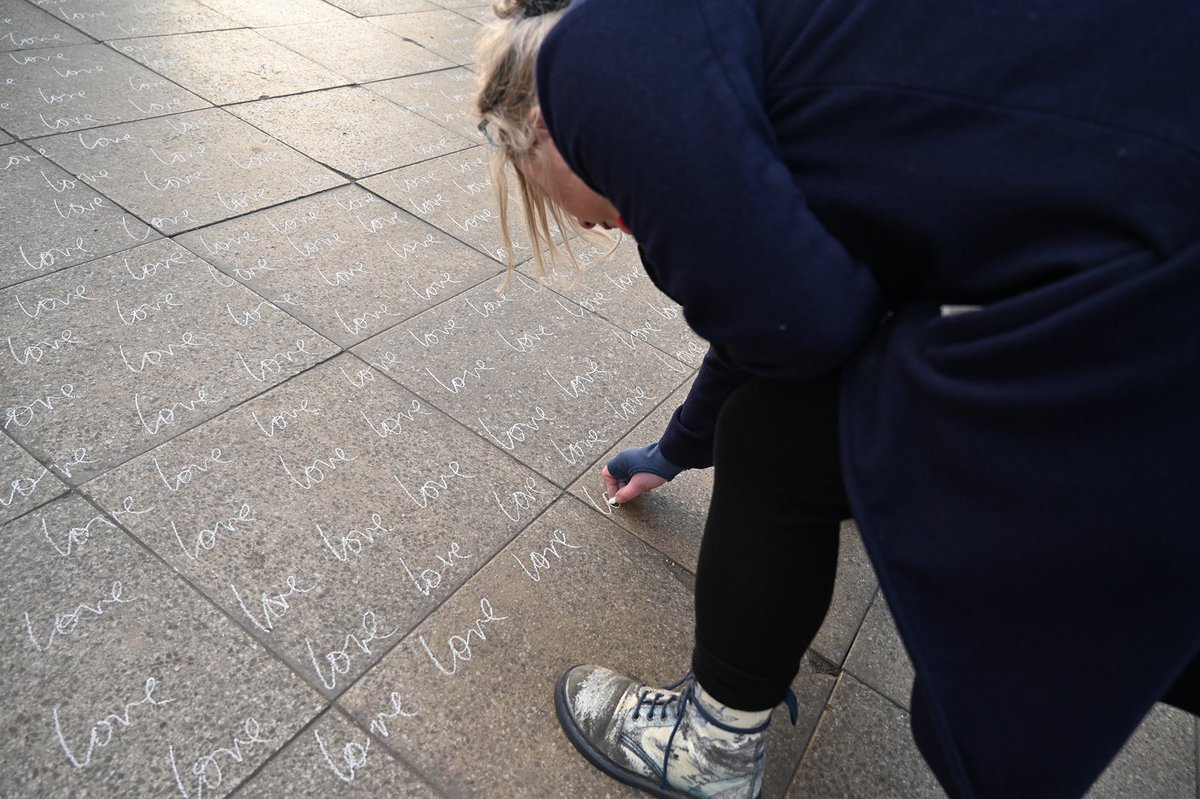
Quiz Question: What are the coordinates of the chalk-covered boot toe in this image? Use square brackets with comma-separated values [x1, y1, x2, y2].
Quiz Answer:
[555, 664, 779, 799]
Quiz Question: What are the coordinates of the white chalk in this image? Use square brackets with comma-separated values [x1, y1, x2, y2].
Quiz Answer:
[607, 496, 620, 507]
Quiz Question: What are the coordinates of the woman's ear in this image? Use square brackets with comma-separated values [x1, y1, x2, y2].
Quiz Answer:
[530, 106, 552, 143]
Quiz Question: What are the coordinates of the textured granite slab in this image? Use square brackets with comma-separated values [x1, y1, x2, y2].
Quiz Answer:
[324, 0, 441, 16]
[237, 708, 441, 798]
[371, 10, 483, 65]
[0, 238, 338, 482]
[338, 496, 836, 798]
[1087, 704, 1196, 799]
[0, 431, 68, 524]
[226, 86, 473, 179]
[177, 184, 501, 348]
[787, 674, 946, 798]
[258, 18, 451, 83]
[843, 591, 913, 709]
[360, 147, 555, 264]
[1, 142, 157, 289]
[0, 0, 92, 51]
[82, 355, 549, 695]
[451, 5, 492, 25]
[192, 0, 356, 28]
[368, 67, 482, 142]
[112, 30, 347, 106]
[34, 108, 347, 234]
[0, 494, 326, 797]
[84, 352, 552, 699]
[0, 43, 209, 138]
[536, 237, 708, 368]
[30, 0, 238, 41]
[351, 271, 690, 486]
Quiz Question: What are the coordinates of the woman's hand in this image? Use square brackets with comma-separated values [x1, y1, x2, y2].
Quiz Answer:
[602, 443, 682, 504]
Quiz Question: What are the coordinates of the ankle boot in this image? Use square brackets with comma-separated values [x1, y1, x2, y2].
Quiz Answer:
[555, 664, 797, 798]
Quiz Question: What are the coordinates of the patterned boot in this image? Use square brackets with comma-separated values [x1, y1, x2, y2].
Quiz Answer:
[555, 665, 797, 799]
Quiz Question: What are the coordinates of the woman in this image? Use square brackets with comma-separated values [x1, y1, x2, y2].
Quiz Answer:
[475, 1, 1200, 797]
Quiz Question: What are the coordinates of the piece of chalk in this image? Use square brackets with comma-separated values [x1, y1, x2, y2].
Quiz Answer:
[607, 496, 620, 507]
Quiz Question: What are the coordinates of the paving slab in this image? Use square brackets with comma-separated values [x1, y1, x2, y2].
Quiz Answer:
[34, 108, 348, 235]
[83, 352, 552, 699]
[257, 18, 452, 84]
[325, 0, 441, 16]
[0, 128, 11, 144]
[368, 66, 482, 142]
[237, 708, 442, 798]
[226, 86, 474, 179]
[787, 674, 947, 799]
[535, 236, 708, 367]
[351, 271, 691, 487]
[111, 29, 347, 106]
[0, 238, 338, 483]
[0, 430, 69, 524]
[1087, 704, 1196, 799]
[844, 590, 913, 709]
[33, 0, 239, 41]
[337, 496, 834, 798]
[371, 10, 483, 66]
[360, 147, 555, 264]
[0, 0, 92, 51]
[192, 0, 356, 28]
[451, 5, 492, 25]
[177, 184, 502, 348]
[1, 142, 157, 289]
[0, 493, 326, 797]
[0, 43, 210, 138]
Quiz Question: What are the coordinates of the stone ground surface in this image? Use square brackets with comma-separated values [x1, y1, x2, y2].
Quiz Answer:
[1, 1, 1196, 797]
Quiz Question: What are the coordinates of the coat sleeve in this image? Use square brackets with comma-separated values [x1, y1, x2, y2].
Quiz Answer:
[658, 346, 751, 470]
[538, 0, 882, 381]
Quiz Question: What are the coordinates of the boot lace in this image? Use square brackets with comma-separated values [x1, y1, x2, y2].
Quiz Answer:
[632, 689, 679, 721]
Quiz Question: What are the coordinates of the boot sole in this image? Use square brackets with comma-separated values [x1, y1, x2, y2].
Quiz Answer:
[554, 667, 763, 799]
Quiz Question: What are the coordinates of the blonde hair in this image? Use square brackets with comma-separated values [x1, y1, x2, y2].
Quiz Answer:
[476, 0, 610, 284]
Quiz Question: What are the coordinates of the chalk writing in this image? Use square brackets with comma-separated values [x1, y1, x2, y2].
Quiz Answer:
[493, 475, 549, 523]
[250, 399, 319, 438]
[168, 717, 271, 799]
[551, 428, 610, 465]
[394, 460, 473, 508]
[306, 611, 400, 690]
[14, 284, 92, 319]
[24, 580, 143, 652]
[605, 386, 656, 421]
[426, 360, 494, 395]
[417, 598, 509, 677]
[134, 387, 217, 435]
[53, 677, 174, 769]
[169, 503, 256, 561]
[314, 729, 369, 784]
[278, 448, 357, 490]
[153, 448, 233, 492]
[230, 574, 315, 634]
[512, 528, 583, 582]
[479, 406, 553, 451]
[8, 329, 81, 366]
[316, 512, 390, 562]
[118, 331, 201, 374]
[237, 339, 314, 382]
[115, 291, 182, 326]
[368, 692, 417, 739]
[547, 358, 609, 399]
[360, 398, 431, 439]
[5, 384, 76, 429]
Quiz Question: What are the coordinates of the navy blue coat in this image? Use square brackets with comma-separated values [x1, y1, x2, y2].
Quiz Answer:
[538, 1, 1200, 797]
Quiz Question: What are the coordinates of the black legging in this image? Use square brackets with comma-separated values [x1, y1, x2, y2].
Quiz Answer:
[692, 373, 848, 711]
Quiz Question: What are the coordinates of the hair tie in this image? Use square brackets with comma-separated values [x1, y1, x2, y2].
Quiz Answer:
[525, 0, 570, 17]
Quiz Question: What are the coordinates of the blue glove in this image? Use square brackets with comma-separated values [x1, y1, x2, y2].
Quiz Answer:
[606, 443, 684, 483]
